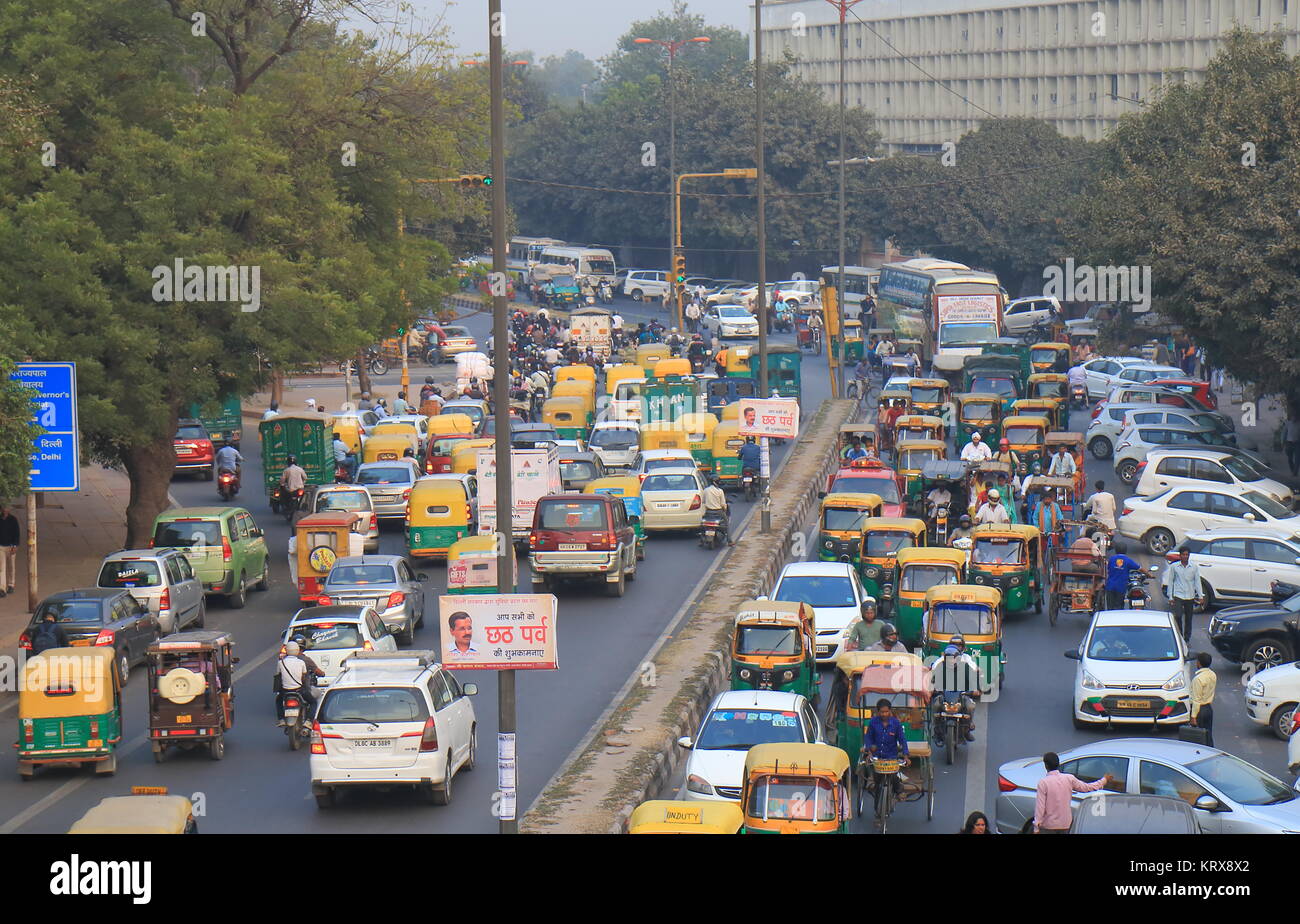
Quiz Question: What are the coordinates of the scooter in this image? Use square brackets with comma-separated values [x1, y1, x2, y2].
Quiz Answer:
[271, 485, 305, 523]
[278, 689, 314, 751]
[217, 468, 240, 501]
[1070, 382, 1089, 409]
[741, 468, 759, 502]
[699, 509, 728, 549]
[334, 461, 353, 484]
[932, 690, 974, 766]
[1125, 566, 1160, 608]
[599, 281, 613, 304]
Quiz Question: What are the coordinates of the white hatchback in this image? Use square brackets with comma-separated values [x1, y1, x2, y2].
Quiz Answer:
[770, 561, 872, 663]
[311, 651, 478, 808]
[1078, 357, 1152, 401]
[1065, 609, 1194, 729]
[281, 605, 399, 688]
[1179, 527, 1300, 608]
[1135, 448, 1293, 507]
[640, 467, 707, 532]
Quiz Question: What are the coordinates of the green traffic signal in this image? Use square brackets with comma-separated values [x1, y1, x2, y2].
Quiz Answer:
[482, 175, 493, 186]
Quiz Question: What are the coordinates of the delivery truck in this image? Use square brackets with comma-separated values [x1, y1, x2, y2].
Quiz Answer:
[258, 415, 331, 493]
[189, 394, 243, 446]
[476, 447, 563, 540]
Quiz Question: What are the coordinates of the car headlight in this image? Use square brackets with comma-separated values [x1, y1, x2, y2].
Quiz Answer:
[1081, 670, 1104, 691]
[1215, 621, 1234, 634]
[686, 774, 715, 795]
[739, 668, 751, 680]
[1247, 679, 1265, 697]
[1162, 672, 1186, 692]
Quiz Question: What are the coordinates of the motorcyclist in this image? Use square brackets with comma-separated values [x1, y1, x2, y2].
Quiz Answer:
[993, 438, 1020, 470]
[280, 455, 307, 492]
[1068, 363, 1089, 403]
[687, 335, 708, 371]
[947, 514, 975, 547]
[738, 436, 761, 479]
[930, 639, 982, 742]
[276, 640, 324, 723]
[215, 440, 243, 489]
[866, 623, 908, 652]
[975, 487, 1009, 525]
[701, 476, 732, 547]
[331, 431, 356, 481]
[666, 328, 684, 356]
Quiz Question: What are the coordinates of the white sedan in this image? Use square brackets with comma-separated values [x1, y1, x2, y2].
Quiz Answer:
[1118, 486, 1300, 556]
[1244, 660, 1300, 740]
[640, 468, 707, 531]
[702, 305, 760, 340]
[1077, 356, 1152, 401]
[1065, 609, 1193, 729]
[770, 561, 873, 663]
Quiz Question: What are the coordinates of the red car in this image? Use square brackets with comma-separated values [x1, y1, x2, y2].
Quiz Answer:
[825, 459, 907, 517]
[173, 419, 214, 480]
[1148, 378, 1217, 410]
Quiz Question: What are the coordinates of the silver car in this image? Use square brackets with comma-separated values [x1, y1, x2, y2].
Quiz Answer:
[1112, 423, 1233, 485]
[96, 548, 205, 635]
[995, 739, 1300, 834]
[309, 484, 380, 552]
[1084, 402, 1153, 460]
[322, 555, 427, 645]
[355, 460, 422, 519]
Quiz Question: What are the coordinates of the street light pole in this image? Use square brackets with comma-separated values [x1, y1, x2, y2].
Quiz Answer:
[756, 0, 771, 534]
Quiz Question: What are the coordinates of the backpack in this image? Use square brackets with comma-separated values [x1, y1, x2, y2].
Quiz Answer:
[32, 621, 61, 653]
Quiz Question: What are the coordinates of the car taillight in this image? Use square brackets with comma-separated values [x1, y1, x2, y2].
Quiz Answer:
[363, 640, 374, 651]
[1122, 506, 1133, 517]
[317, 595, 331, 606]
[405, 504, 411, 522]
[1091, 406, 1103, 420]
[529, 533, 539, 549]
[997, 775, 1018, 793]
[18, 632, 31, 650]
[1136, 461, 1147, 474]
[94, 630, 114, 647]
[159, 588, 171, 612]
[310, 722, 326, 754]
[402, 488, 412, 500]
[370, 514, 377, 531]
[426, 462, 434, 474]
[688, 494, 701, 510]
[418, 716, 439, 752]
[386, 591, 406, 609]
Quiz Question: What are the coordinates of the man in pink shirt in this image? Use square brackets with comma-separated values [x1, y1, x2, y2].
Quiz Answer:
[1033, 751, 1112, 833]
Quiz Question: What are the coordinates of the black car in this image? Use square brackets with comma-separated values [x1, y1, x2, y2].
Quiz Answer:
[1069, 795, 1201, 834]
[19, 588, 161, 686]
[1207, 585, 1300, 669]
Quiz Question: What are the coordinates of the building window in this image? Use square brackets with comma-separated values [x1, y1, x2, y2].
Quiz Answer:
[1089, 90, 1097, 101]
[1157, 0, 1164, 24]
[1050, 92, 1058, 103]
[856, 37, 862, 47]
[1256, 0, 1262, 15]
[1110, 74, 1119, 97]
[1204, 0, 1212, 20]
[1032, 93, 1039, 103]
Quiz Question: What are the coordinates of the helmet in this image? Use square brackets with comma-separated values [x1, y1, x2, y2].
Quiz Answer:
[943, 644, 959, 657]
[988, 488, 1000, 500]
[425, 376, 434, 385]
[292, 634, 307, 647]
[285, 642, 301, 656]
[286, 455, 297, 465]
[951, 634, 966, 646]
[959, 514, 971, 524]
[999, 438, 1010, 449]
[970, 432, 981, 441]
[880, 622, 898, 637]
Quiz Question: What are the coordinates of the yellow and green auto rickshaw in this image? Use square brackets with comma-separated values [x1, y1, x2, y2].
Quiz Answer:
[606, 363, 644, 397]
[908, 378, 950, 420]
[730, 600, 818, 701]
[542, 395, 589, 441]
[68, 787, 199, 833]
[711, 420, 744, 486]
[825, 651, 930, 769]
[894, 438, 947, 506]
[446, 534, 517, 594]
[653, 357, 693, 380]
[1026, 372, 1069, 404]
[1012, 398, 1065, 432]
[406, 478, 475, 560]
[635, 343, 672, 377]
[554, 363, 598, 387]
[677, 412, 719, 468]
[1029, 342, 1071, 375]
[856, 517, 928, 609]
[740, 742, 853, 834]
[922, 584, 1004, 686]
[953, 393, 1002, 450]
[837, 424, 877, 462]
[723, 345, 755, 379]
[640, 423, 689, 453]
[450, 438, 495, 476]
[585, 476, 646, 560]
[18, 646, 122, 779]
[893, 415, 944, 445]
[362, 432, 414, 464]
[627, 800, 743, 834]
[1000, 414, 1050, 469]
[368, 420, 422, 455]
[968, 523, 1043, 616]
[718, 402, 743, 423]
[818, 492, 884, 565]
[892, 546, 968, 647]
[551, 379, 597, 429]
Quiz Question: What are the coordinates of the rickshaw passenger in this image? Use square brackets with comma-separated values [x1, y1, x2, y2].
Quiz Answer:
[994, 474, 1018, 523]
[844, 438, 868, 461]
[1068, 534, 1101, 573]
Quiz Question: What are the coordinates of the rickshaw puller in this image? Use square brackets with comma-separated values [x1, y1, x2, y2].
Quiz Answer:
[864, 699, 910, 795]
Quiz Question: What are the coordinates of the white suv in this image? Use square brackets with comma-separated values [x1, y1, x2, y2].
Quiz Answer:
[1135, 447, 1294, 507]
[623, 270, 669, 302]
[1179, 527, 1300, 608]
[311, 650, 478, 808]
[1065, 609, 1193, 729]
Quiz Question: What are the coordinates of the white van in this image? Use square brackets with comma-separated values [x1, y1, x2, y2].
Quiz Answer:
[623, 270, 669, 302]
[538, 245, 618, 285]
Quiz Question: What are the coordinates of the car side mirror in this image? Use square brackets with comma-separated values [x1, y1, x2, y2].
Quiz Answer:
[756, 594, 769, 601]
[250, 528, 263, 538]
[1193, 794, 1223, 812]
[463, 683, 478, 696]
[817, 491, 827, 499]
[1243, 513, 1256, 522]
[677, 736, 694, 749]
[417, 572, 429, 582]
[1149, 565, 1160, 574]
[1064, 650, 1082, 660]
[231, 657, 240, 664]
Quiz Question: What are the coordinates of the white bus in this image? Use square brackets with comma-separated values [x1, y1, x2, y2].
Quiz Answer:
[507, 236, 565, 280]
[538, 245, 618, 286]
[820, 265, 879, 321]
[875, 259, 1004, 374]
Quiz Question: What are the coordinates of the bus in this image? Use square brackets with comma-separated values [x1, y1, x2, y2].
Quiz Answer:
[507, 236, 565, 280]
[875, 259, 1005, 376]
[538, 245, 618, 286]
[820, 266, 878, 321]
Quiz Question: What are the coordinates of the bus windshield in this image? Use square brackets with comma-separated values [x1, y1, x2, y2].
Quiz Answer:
[585, 257, 616, 276]
[941, 322, 1000, 347]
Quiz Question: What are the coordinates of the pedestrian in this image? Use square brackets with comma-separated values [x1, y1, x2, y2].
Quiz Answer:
[660, 286, 670, 312]
[1189, 652, 1217, 747]
[1034, 752, 1112, 833]
[1104, 551, 1141, 610]
[30, 610, 69, 654]
[1162, 548, 1203, 642]
[261, 401, 280, 420]
[0, 503, 19, 596]
[959, 811, 993, 834]
[1284, 404, 1300, 478]
[844, 598, 883, 651]
[685, 300, 701, 334]
[392, 391, 410, 415]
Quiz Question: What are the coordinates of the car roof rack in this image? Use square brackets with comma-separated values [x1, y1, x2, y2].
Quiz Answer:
[341, 650, 437, 669]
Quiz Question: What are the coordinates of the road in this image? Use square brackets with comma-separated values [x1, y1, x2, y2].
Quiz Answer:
[0, 296, 841, 833]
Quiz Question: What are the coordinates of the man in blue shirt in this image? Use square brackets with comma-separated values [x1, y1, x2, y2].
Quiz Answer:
[1105, 552, 1141, 610]
[865, 699, 910, 798]
[738, 437, 762, 474]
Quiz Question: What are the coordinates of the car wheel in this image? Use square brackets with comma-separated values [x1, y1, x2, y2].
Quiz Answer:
[1270, 703, 1299, 741]
[117, 651, 130, 688]
[464, 726, 477, 771]
[433, 762, 453, 805]
[194, 600, 206, 629]
[1071, 706, 1088, 731]
[625, 549, 636, 581]
[1195, 582, 1213, 614]
[1116, 460, 1138, 484]
[1089, 437, 1112, 459]
[630, 289, 643, 302]
[255, 558, 270, 591]
[314, 788, 336, 809]
[228, 573, 247, 609]
[1244, 637, 1292, 674]
[606, 567, 626, 598]
[1144, 528, 1175, 556]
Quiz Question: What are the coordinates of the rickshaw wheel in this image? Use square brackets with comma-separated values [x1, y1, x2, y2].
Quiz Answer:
[925, 763, 934, 820]
[152, 743, 166, 764]
[209, 735, 226, 761]
[1049, 594, 1059, 626]
[1033, 588, 1043, 615]
[18, 765, 34, 781]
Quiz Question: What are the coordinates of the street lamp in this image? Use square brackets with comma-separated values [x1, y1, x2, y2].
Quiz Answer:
[633, 35, 711, 319]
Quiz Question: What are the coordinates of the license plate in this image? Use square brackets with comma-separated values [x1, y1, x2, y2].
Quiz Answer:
[284, 708, 299, 718]
[87, 739, 103, 748]
[176, 715, 192, 724]
[1116, 699, 1148, 709]
[352, 738, 392, 749]
[70, 639, 92, 647]
[559, 543, 587, 551]
[654, 503, 675, 510]
[816, 645, 831, 654]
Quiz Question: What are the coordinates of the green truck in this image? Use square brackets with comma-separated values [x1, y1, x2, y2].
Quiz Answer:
[258, 415, 331, 493]
[189, 395, 243, 446]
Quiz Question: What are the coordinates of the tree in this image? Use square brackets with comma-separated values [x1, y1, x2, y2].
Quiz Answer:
[1069, 29, 1300, 406]
[600, 1, 749, 89]
[533, 50, 600, 106]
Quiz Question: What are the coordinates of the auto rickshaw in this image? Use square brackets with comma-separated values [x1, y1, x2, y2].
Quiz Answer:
[551, 379, 597, 429]
[678, 412, 719, 467]
[837, 424, 877, 461]
[1026, 372, 1069, 404]
[422, 433, 474, 475]
[585, 476, 647, 560]
[962, 355, 1022, 413]
[329, 415, 365, 455]
[446, 534, 517, 594]
[640, 424, 689, 453]
[740, 742, 852, 834]
[1045, 431, 1087, 496]
[838, 317, 865, 363]
[146, 630, 238, 762]
[17, 646, 122, 778]
[1030, 342, 1071, 375]
[953, 393, 1002, 450]
[875, 388, 913, 455]
[922, 584, 1004, 683]
[892, 546, 967, 646]
[542, 395, 589, 440]
[606, 363, 644, 397]
[368, 420, 422, 455]
[825, 651, 928, 768]
[628, 800, 744, 834]
[451, 438, 495, 475]
[908, 378, 950, 420]
[967, 523, 1043, 615]
[406, 478, 475, 560]
[856, 517, 927, 609]
[894, 438, 947, 505]
[1000, 414, 1049, 469]
[916, 459, 969, 543]
[635, 343, 671, 377]
[818, 492, 884, 565]
[362, 432, 414, 464]
[68, 788, 198, 834]
[893, 415, 944, 446]
[1012, 398, 1066, 432]
[711, 420, 744, 486]
[730, 600, 818, 701]
[653, 357, 692, 380]
[554, 364, 598, 387]
[294, 511, 365, 602]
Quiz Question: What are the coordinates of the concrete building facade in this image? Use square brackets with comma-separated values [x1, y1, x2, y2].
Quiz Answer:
[754, 0, 1300, 151]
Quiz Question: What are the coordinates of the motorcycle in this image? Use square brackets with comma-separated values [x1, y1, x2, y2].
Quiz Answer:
[599, 281, 613, 304]
[1084, 520, 1112, 557]
[741, 468, 758, 502]
[931, 502, 950, 546]
[1125, 566, 1159, 609]
[1070, 382, 1089, 409]
[278, 689, 314, 751]
[334, 461, 352, 484]
[699, 509, 728, 549]
[271, 485, 305, 523]
[932, 690, 974, 766]
[338, 348, 389, 377]
[773, 305, 793, 333]
[217, 468, 240, 501]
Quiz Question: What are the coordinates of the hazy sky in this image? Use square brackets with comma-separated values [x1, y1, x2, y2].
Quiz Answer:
[397, 0, 753, 60]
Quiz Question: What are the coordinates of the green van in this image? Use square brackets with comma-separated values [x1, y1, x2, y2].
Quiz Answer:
[151, 506, 270, 608]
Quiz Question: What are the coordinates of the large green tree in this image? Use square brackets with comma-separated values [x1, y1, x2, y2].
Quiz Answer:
[600, 2, 750, 90]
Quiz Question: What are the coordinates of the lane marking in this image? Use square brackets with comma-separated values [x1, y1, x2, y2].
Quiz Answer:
[963, 701, 988, 822]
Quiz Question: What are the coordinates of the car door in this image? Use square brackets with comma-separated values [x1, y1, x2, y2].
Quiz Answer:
[1148, 455, 1193, 493]
[1208, 492, 1256, 530]
[1059, 755, 1131, 812]
[430, 671, 465, 770]
[239, 511, 269, 579]
[1137, 760, 1224, 833]
[1163, 491, 1215, 534]
[115, 597, 148, 659]
[173, 554, 201, 623]
[1191, 459, 1234, 490]
[1130, 411, 1165, 428]
[164, 555, 198, 626]
[397, 560, 423, 622]
[1248, 539, 1300, 598]
[1197, 537, 1253, 598]
[1084, 361, 1116, 397]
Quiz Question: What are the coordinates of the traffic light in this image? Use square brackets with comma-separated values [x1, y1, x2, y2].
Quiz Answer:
[673, 253, 687, 285]
[459, 174, 492, 188]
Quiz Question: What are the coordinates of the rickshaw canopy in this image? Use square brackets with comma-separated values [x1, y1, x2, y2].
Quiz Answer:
[584, 475, 642, 498]
[450, 439, 495, 474]
[744, 742, 850, 780]
[606, 364, 644, 396]
[833, 649, 925, 678]
[896, 546, 969, 570]
[426, 413, 475, 438]
[821, 492, 884, 513]
[920, 459, 967, 484]
[718, 402, 743, 422]
[19, 646, 118, 718]
[972, 523, 1041, 542]
[628, 800, 744, 834]
[925, 583, 1003, 608]
[68, 794, 195, 834]
[554, 364, 597, 386]
[1046, 431, 1084, 451]
[1024, 475, 1075, 496]
[363, 432, 416, 462]
[635, 343, 671, 371]
[712, 420, 744, 453]
[653, 358, 693, 379]
[955, 393, 1001, 420]
[854, 662, 932, 701]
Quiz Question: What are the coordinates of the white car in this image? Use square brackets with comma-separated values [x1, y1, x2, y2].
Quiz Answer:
[640, 467, 707, 532]
[1117, 485, 1300, 556]
[772, 280, 818, 308]
[623, 269, 670, 302]
[1135, 447, 1293, 507]
[1077, 356, 1153, 401]
[1179, 527, 1300, 609]
[309, 484, 380, 552]
[311, 651, 478, 808]
[1113, 363, 1186, 386]
[1289, 709, 1300, 775]
[1001, 295, 1061, 335]
[1085, 403, 1154, 459]
[702, 304, 759, 340]
[1244, 660, 1300, 740]
[588, 421, 641, 470]
[1065, 609, 1194, 729]
[632, 449, 699, 479]
[281, 605, 399, 688]
[677, 689, 822, 802]
[770, 561, 872, 663]
[1120, 407, 1235, 442]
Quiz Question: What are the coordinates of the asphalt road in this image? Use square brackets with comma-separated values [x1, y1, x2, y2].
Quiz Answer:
[0, 302, 839, 833]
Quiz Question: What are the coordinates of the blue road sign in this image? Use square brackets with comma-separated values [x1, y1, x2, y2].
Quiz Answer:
[12, 362, 80, 492]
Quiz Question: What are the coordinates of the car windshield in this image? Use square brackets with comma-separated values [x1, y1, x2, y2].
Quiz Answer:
[317, 687, 430, 724]
[970, 376, 1016, 398]
[1033, 382, 1066, 399]
[1186, 753, 1295, 806]
[560, 461, 599, 483]
[832, 476, 901, 504]
[775, 575, 856, 608]
[1003, 426, 1043, 445]
[1086, 625, 1179, 661]
[864, 532, 914, 556]
[357, 467, 411, 485]
[591, 429, 638, 449]
[176, 426, 207, 441]
[537, 499, 606, 530]
[696, 708, 805, 750]
[154, 521, 222, 547]
[646, 457, 691, 472]
[318, 490, 370, 512]
[587, 258, 615, 275]
[909, 387, 942, 404]
[326, 565, 395, 586]
[1222, 455, 1267, 480]
[737, 625, 800, 656]
[748, 776, 838, 821]
[900, 564, 958, 593]
[973, 538, 1024, 565]
[97, 560, 162, 588]
[719, 307, 751, 318]
[1242, 491, 1295, 520]
[35, 599, 106, 627]
[823, 508, 869, 531]
[294, 622, 363, 650]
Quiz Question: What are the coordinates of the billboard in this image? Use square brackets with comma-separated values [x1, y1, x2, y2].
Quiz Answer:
[735, 398, 800, 439]
[438, 594, 557, 671]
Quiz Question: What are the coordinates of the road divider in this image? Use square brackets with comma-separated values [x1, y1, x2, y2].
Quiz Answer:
[522, 396, 860, 834]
